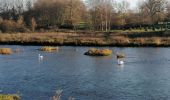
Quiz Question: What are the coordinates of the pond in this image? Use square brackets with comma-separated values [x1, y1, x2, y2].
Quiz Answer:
[0, 46, 170, 100]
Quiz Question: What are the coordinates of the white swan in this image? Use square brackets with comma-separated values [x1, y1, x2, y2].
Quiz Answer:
[39, 54, 43, 59]
[117, 59, 124, 65]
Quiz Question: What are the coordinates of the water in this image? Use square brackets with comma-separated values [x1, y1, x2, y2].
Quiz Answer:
[0, 46, 170, 100]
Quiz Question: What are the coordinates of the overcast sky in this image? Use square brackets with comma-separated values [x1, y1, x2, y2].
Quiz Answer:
[83, 0, 140, 10]
[115, 0, 139, 9]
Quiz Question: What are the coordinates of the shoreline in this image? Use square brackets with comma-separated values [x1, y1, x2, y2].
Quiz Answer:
[1, 41, 170, 47]
[0, 31, 170, 47]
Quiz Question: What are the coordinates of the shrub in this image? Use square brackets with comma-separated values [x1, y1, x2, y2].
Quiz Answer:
[151, 37, 161, 45]
[39, 46, 59, 52]
[0, 48, 13, 55]
[0, 20, 17, 33]
[0, 17, 29, 33]
[144, 27, 148, 31]
[16, 16, 29, 32]
[84, 48, 112, 56]
[17, 16, 25, 27]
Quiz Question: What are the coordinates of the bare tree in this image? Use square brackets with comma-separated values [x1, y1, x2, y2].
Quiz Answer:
[30, 17, 37, 32]
[140, 0, 167, 24]
[166, 1, 170, 21]
[32, 0, 86, 29]
[64, 0, 86, 28]
[115, 0, 130, 29]
[87, 0, 114, 31]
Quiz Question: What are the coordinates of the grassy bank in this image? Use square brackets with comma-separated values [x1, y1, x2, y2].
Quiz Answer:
[0, 31, 170, 47]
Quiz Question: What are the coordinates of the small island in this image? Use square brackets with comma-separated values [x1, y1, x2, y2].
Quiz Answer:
[39, 46, 59, 52]
[0, 48, 13, 55]
[0, 94, 20, 100]
[84, 48, 112, 56]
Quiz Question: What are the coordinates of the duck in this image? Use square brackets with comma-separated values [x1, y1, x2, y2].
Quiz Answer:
[117, 59, 124, 65]
[39, 54, 43, 59]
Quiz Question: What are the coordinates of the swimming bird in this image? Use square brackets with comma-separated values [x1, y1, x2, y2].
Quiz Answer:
[39, 54, 43, 59]
[117, 59, 124, 65]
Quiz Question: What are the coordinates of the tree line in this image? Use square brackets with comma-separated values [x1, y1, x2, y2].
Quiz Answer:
[0, 0, 170, 33]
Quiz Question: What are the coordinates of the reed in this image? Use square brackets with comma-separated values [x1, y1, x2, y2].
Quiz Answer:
[0, 31, 169, 47]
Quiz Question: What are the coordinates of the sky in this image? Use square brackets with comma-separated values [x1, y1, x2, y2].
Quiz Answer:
[116, 0, 139, 9]
[83, 0, 139, 10]
[0, 0, 140, 10]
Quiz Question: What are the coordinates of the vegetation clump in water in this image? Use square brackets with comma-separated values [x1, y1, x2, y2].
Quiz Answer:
[84, 48, 112, 56]
[0, 94, 20, 100]
[0, 48, 13, 55]
[39, 46, 59, 52]
[116, 53, 125, 59]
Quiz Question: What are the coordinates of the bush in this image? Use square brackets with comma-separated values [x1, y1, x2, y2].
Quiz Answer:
[84, 48, 112, 56]
[151, 37, 161, 45]
[60, 20, 74, 29]
[16, 16, 30, 32]
[0, 48, 13, 55]
[0, 17, 29, 33]
[0, 20, 17, 33]
[144, 27, 148, 31]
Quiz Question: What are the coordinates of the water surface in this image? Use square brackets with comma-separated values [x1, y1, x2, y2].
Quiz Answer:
[0, 46, 170, 100]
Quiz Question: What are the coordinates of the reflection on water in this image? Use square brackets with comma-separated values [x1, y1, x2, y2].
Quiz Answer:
[0, 46, 170, 100]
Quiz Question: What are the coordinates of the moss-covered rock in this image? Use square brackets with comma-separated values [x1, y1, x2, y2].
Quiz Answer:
[84, 48, 112, 56]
